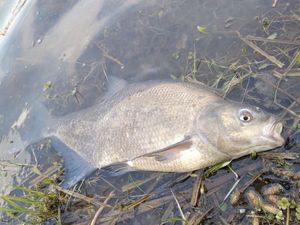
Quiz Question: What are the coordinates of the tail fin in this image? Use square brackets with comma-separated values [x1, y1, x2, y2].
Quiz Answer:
[0, 101, 54, 157]
[0, 101, 55, 196]
[17, 102, 56, 142]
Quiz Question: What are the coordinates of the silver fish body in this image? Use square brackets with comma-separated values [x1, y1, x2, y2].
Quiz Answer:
[53, 81, 284, 174]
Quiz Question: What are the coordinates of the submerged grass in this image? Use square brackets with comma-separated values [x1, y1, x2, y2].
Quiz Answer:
[0, 184, 61, 224]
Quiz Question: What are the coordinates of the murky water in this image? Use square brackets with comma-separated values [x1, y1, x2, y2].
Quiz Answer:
[0, 0, 299, 224]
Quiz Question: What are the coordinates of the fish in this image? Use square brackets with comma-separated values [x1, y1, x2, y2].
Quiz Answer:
[2, 78, 285, 188]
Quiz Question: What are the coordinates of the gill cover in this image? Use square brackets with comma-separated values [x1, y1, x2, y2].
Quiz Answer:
[196, 102, 284, 158]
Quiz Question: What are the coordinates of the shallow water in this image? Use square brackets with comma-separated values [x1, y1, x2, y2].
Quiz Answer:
[0, 0, 299, 224]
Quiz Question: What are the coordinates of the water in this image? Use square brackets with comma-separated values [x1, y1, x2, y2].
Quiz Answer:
[0, 0, 299, 224]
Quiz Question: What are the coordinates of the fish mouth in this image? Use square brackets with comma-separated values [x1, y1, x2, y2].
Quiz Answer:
[231, 121, 285, 159]
[262, 121, 285, 148]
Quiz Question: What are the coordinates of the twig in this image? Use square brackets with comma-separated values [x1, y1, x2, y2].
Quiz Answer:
[98, 195, 174, 223]
[229, 171, 264, 205]
[57, 206, 62, 225]
[273, 51, 300, 117]
[101, 63, 108, 81]
[246, 35, 300, 45]
[281, 51, 299, 78]
[64, 181, 85, 211]
[170, 172, 192, 188]
[228, 165, 239, 180]
[223, 165, 240, 202]
[54, 185, 113, 208]
[241, 171, 265, 193]
[94, 42, 124, 68]
[272, 69, 300, 78]
[122, 194, 153, 211]
[121, 174, 159, 192]
[99, 176, 122, 192]
[255, 76, 300, 105]
[241, 76, 251, 103]
[185, 207, 213, 225]
[291, 11, 300, 22]
[29, 164, 61, 186]
[260, 152, 300, 160]
[286, 206, 290, 225]
[190, 172, 203, 207]
[278, 100, 298, 120]
[223, 178, 240, 203]
[90, 191, 114, 225]
[103, 52, 125, 69]
[170, 189, 186, 221]
[237, 32, 285, 68]
[272, 0, 279, 8]
[219, 216, 231, 225]
[101, 161, 263, 223]
[274, 102, 299, 118]
[222, 72, 252, 97]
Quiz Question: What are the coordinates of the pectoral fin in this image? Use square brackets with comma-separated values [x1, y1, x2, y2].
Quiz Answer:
[101, 137, 196, 176]
[136, 137, 194, 162]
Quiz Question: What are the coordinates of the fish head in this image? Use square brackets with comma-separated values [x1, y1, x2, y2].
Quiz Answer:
[198, 102, 285, 158]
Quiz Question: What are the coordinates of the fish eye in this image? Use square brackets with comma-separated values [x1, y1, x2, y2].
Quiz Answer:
[239, 110, 253, 123]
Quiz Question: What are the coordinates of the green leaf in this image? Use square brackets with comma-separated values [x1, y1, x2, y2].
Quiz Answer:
[43, 81, 52, 91]
[170, 74, 177, 80]
[204, 160, 232, 177]
[0, 207, 24, 213]
[219, 202, 228, 212]
[42, 178, 55, 185]
[267, 33, 277, 40]
[31, 166, 42, 175]
[1, 196, 30, 213]
[277, 197, 290, 210]
[296, 52, 300, 65]
[250, 151, 257, 158]
[13, 186, 46, 197]
[197, 25, 207, 33]
[2, 195, 40, 205]
[296, 205, 300, 221]
[258, 63, 270, 70]
[275, 210, 284, 221]
[296, 211, 300, 221]
[161, 217, 185, 224]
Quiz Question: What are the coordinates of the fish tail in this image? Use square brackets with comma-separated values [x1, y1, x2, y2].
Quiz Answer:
[0, 101, 56, 196]
[21, 101, 57, 141]
[0, 101, 56, 159]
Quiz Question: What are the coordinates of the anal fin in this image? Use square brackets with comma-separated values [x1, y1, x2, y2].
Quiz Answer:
[50, 137, 96, 188]
[100, 162, 134, 176]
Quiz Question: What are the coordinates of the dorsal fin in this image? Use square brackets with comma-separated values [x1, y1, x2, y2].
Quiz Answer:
[105, 76, 128, 97]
